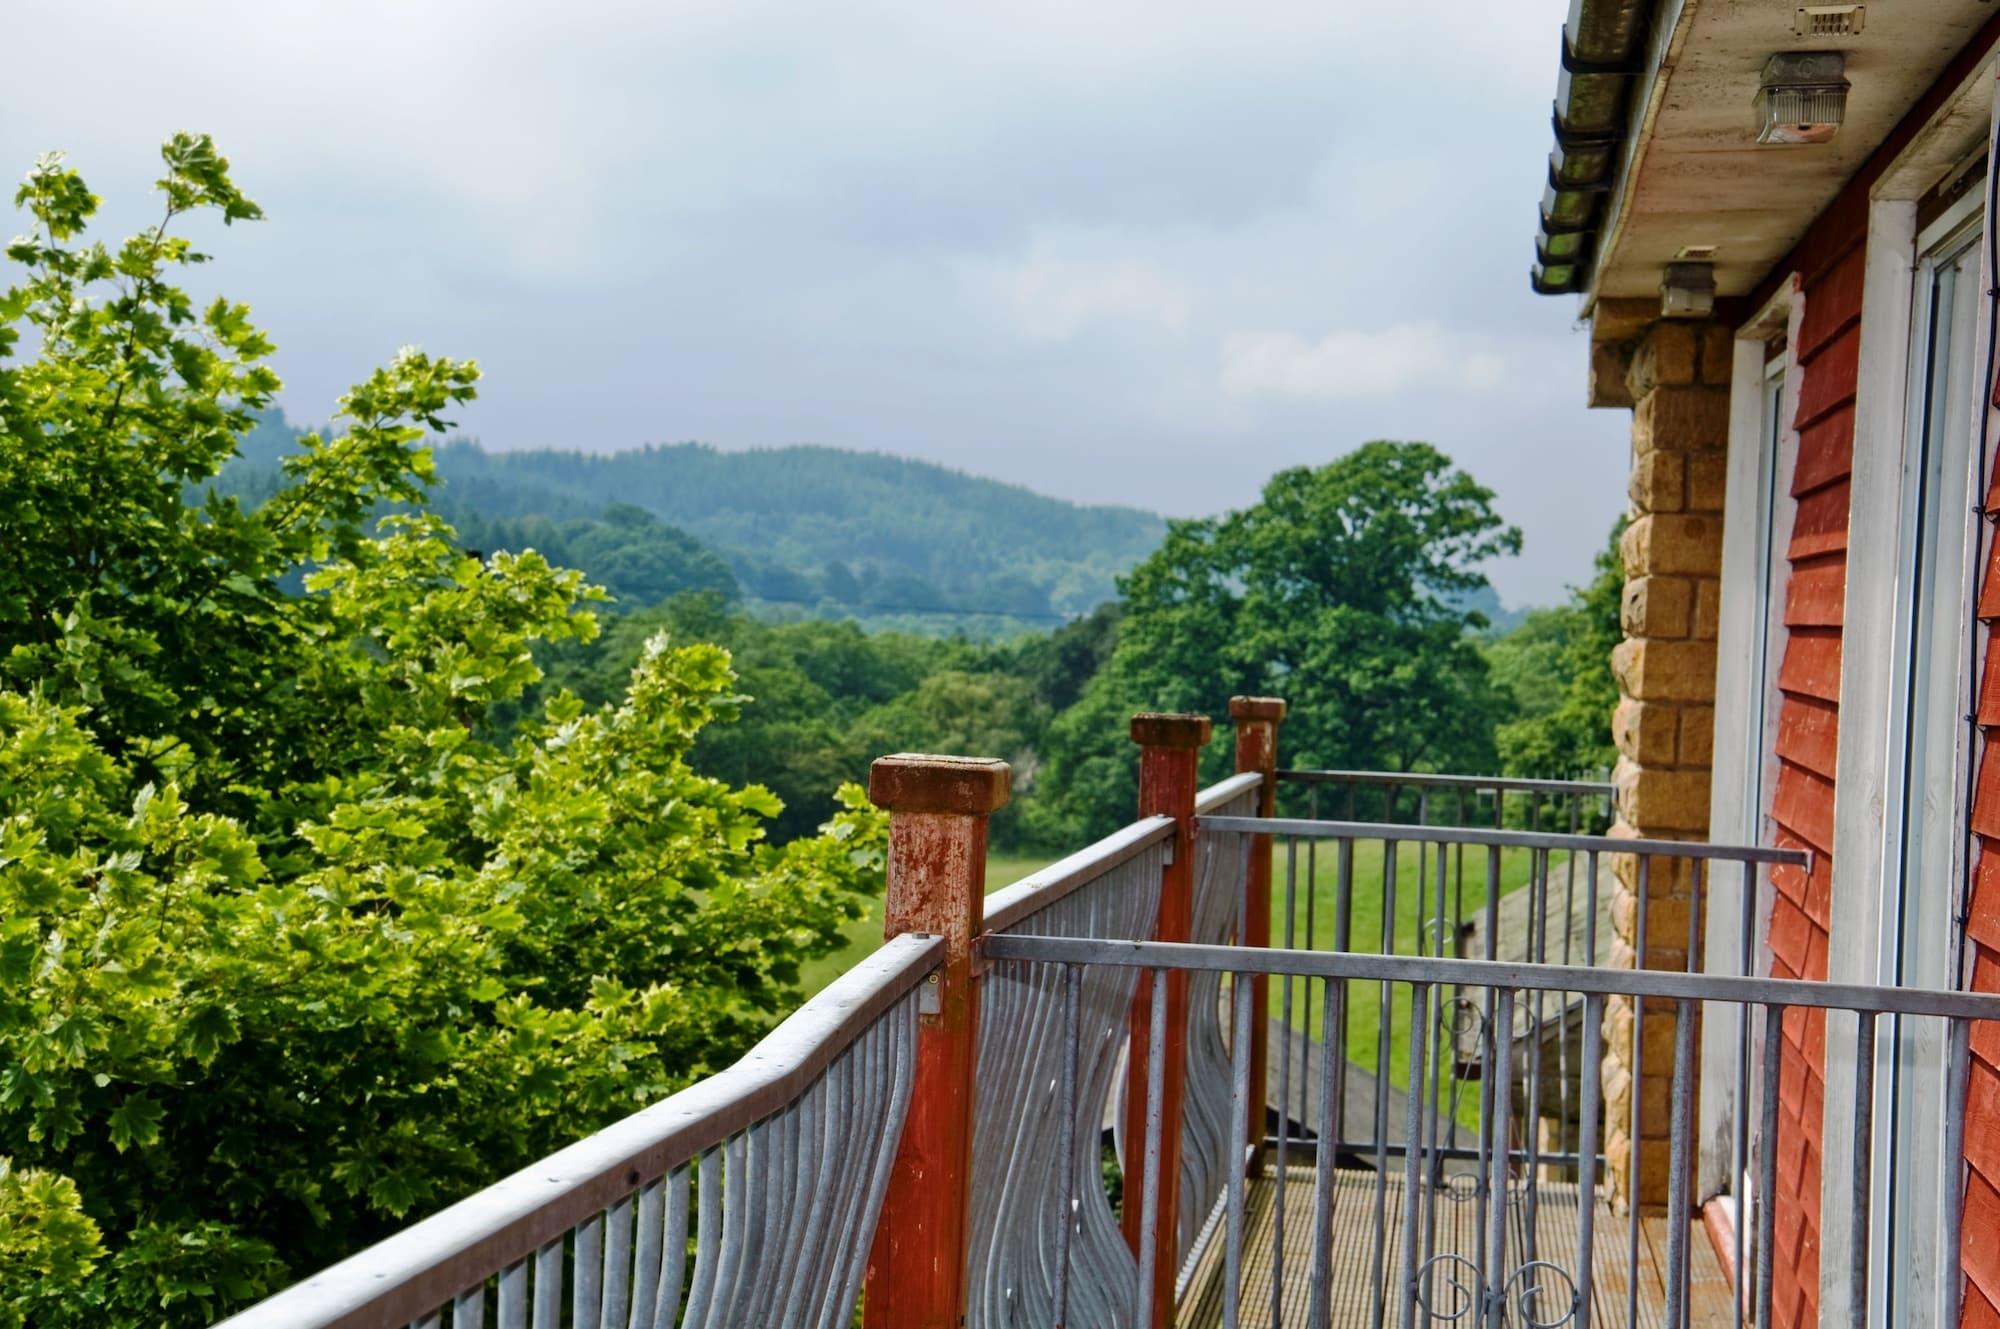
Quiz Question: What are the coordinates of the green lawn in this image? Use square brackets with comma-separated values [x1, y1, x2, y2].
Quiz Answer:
[1265, 839, 1575, 1122]
[797, 839, 1573, 1128]
[797, 854, 1054, 996]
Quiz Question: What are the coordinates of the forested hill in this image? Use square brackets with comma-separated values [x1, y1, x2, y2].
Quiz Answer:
[429, 440, 1164, 623]
[215, 414, 1166, 630]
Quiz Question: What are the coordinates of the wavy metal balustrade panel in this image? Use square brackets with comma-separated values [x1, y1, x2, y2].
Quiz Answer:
[968, 819, 1174, 1329]
[1177, 783, 1261, 1276]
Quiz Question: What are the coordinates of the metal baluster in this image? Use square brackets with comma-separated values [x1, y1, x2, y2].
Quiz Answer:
[1664, 997, 1697, 1329]
[679, 1153, 720, 1328]
[1371, 839, 1397, 1329]
[1485, 988, 1516, 1329]
[629, 1180, 664, 1329]
[1136, 968, 1169, 1329]
[1627, 854, 1651, 1329]
[1731, 881, 1754, 1329]
[1225, 975, 1255, 1329]
[1755, 1005, 1781, 1329]
[1524, 849, 1546, 1269]
[1585, 849, 1600, 966]
[1335, 835, 1355, 1152]
[1274, 839, 1298, 1329]
[1474, 845, 1500, 1306]
[1943, 1016, 1971, 1329]
[654, 1167, 690, 1329]
[1053, 963, 1082, 1327]
[1401, 982, 1432, 1329]
[1427, 825, 1449, 1270]
[533, 1240, 563, 1329]
[1310, 978, 1340, 1329]
[498, 1262, 526, 1329]
[575, 1211, 606, 1329]
[1850, 1011, 1877, 1329]
[1576, 992, 1605, 1329]
[601, 1193, 632, 1329]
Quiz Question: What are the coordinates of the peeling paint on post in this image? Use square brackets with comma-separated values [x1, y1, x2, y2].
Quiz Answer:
[1230, 696, 1285, 1171]
[1122, 712, 1211, 1329]
[863, 753, 1010, 1329]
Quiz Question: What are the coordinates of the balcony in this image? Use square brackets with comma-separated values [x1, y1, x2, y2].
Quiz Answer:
[215, 704, 1997, 1329]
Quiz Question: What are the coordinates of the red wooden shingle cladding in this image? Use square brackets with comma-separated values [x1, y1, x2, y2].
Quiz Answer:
[1761, 218, 1863, 1329]
[1965, 498, 2000, 1329]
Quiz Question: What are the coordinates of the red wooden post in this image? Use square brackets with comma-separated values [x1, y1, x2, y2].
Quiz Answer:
[1122, 712, 1211, 1329]
[1230, 696, 1285, 1171]
[863, 753, 1011, 1329]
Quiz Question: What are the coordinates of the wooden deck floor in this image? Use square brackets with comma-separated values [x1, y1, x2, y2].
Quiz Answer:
[1176, 1165, 1734, 1328]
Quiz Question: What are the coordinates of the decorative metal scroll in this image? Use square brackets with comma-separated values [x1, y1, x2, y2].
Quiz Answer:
[1175, 786, 1259, 1268]
[966, 842, 1168, 1329]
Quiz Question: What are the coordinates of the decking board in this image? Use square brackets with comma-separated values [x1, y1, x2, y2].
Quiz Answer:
[1175, 1165, 1733, 1328]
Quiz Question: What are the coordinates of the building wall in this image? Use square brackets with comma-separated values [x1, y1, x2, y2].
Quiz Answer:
[1760, 223, 1864, 1329]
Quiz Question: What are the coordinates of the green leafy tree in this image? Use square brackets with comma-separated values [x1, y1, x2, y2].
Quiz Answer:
[1490, 520, 1623, 779]
[1030, 442, 1521, 840]
[0, 138, 881, 1325]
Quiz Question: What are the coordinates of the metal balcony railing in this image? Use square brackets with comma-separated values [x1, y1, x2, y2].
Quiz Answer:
[981, 933, 1994, 1329]
[216, 702, 1997, 1329]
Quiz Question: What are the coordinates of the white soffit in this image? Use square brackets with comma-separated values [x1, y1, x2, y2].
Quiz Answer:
[1594, 0, 1992, 300]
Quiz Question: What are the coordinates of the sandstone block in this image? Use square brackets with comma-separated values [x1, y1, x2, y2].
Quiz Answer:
[1687, 451, 1728, 512]
[1613, 759, 1713, 833]
[1610, 637, 1717, 703]
[1622, 512, 1724, 578]
[1679, 705, 1714, 765]
[1622, 575, 1692, 638]
[1634, 385, 1731, 455]
[1613, 696, 1678, 765]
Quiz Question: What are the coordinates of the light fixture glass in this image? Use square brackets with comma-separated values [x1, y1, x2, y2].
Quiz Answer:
[1755, 51, 1848, 145]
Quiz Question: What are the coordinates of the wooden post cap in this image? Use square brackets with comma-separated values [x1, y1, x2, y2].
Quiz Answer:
[867, 754, 1011, 814]
[1228, 696, 1287, 723]
[1128, 713, 1213, 749]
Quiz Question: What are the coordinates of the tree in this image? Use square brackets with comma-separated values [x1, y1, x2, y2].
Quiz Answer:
[1029, 442, 1520, 840]
[0, 137, 881, 1325]
[1490, 520, 1623, 779]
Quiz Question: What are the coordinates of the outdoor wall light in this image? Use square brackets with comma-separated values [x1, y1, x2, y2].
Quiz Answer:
[1660, 261, 1717, 319]
[1755, 51, 1849, 144]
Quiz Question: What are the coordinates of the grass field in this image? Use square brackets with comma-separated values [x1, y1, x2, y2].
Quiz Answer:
[796, 854, 1054, 996]
[795, 839, 1571, 1126]
[1264, 839, 1573, 1122]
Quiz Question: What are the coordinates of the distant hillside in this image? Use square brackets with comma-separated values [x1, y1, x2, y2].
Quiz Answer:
[211, 415, 1167, 631]
[426, 439, 1165, 624]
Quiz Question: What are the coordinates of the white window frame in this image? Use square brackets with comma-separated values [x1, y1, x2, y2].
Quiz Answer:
[1700, 279, 1802, 1219]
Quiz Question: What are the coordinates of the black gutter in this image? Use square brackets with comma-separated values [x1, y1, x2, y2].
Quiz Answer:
[1531, 0, 1663, 295]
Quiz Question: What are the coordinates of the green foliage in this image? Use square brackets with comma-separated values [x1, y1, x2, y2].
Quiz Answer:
[412, 439, 1164, 630]
[1029, 442, 1522, 841]
[211, 411, 744, 609]
[1490, 520, 1623, 779]
[0, 138, 882, 1325]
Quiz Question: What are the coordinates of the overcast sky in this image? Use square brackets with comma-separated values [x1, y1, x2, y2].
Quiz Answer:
[4, 0, 1628, 607]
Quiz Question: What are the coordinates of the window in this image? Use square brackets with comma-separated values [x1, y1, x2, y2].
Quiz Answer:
[1874, 185, 1984, 1328]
